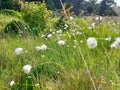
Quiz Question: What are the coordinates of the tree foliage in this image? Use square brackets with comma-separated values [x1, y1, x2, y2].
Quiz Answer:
[0, 0, 117, 16]
[0, 0, 21, 11]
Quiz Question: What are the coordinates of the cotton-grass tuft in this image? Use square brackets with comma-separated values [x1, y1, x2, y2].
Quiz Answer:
[23, 65, 32, 74]
[35, 45, 47, 51]
[14, 48, 23, 55]
[87, 37, 97, 49]
[58, 40, 66, 46]
[10, 80, 15, 87]
[110, 37, 120, 49]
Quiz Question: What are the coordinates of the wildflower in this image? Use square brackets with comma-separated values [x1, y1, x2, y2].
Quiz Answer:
[80, 40, 83, 43]
[56, 30, 62, 34]
[87, 37, 97, 49]
[73, 45, 77, 48]
[35, 83, 39, 87]
[69, 16, 74, 20]
[50, 29, 53, 32]
[41, 34, 45, 38]
[105, 36, 111, 41]
[95, 16, 102, 21]
[23, 65, 32, 74]
[71, 29, 76, 32]
[64, 24, 69, 28]
[58, 40, 65, 46]
[35, 46, 41, 51]
[64, 24, 69, 29]
[40, 45, 47, 51]
[47, 34, 52, 39]
[35, 45, 47, 51]
[110, 37, 120, 48]
[41, 55, 45, 58]
[52, 32, 55, 34]
[76, 31, 82, 35]
[10, 80, 15, 87]
[89, 23, 95, 30]
[15, 48, 23, 55]
[74, 40, 78, 44]
[25, 50, 29, 53]
[28, 76, 32, 78]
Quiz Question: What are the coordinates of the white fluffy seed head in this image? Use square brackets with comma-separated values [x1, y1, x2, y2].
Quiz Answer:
[15, 48, 23, 55]
[110, 37, 120, 49]
[35, 83, 39, 87]
[47, 34, 52, 39]
[105, 36, 111, 41]
[56, 30, 62, 34]
[87, 37, 97, 49]
[10, 80, 15, 87]
[35, 45, 47, 51]
[69, 16, 74, 20]
[58, 40, 66, 46]
[35, 46, 41, 51]
[23, 65, 32, 74]
[40, 45, 47, 51]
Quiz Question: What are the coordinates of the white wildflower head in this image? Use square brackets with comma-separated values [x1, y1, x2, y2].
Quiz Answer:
[89, 23, 95, 30]
[95, 16, 102, 21]
[91, 23, 95, 27]
[52, 32, 55, 34]
[87, 37, 97, 49]
[47, 34, 52, 39]
[10, 80, 15, 87]
[110, 37, 120, 49]
[105, 36, 111, 41]
[40, 45, 47, 51]
[56, 30, 62, 34]
[73, 45, 77, 48]
[15, 48, 23, 55]
[35, 83, 39, 87]
[35, 46, 41, 51]
[23, 65, 32, 74]
[41, 34, 45, 38]
[35, 45, 47, 51]
[80, 40, 83, 43]
[58, 40, 66, 46]
[64, 24, 69, 29]
[76, 31, 82, 35]
[69, 16, 74, 20]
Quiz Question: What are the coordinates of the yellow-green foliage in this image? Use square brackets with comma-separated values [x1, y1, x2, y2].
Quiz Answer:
[21, 2, 52, 35]
[0, 14, 20, 33]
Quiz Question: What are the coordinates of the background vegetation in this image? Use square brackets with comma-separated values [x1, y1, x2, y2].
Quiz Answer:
[0, 0, 120, 90]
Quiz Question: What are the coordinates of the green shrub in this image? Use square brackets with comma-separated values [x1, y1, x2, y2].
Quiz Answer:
[21, 2, 52, 36]
[3, 20, 27, 37]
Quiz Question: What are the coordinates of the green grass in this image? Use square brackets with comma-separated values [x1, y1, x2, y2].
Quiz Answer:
[0, 12, 120, 90]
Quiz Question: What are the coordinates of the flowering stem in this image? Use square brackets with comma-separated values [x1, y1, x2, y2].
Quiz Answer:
[74, 35, 97, 90]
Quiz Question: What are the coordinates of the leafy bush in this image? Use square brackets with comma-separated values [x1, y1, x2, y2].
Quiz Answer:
[3, 20, 27, 37]
[21, 2, 52, 36]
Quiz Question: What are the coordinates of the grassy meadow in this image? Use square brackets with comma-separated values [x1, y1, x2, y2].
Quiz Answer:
[0, 9, 120, 90]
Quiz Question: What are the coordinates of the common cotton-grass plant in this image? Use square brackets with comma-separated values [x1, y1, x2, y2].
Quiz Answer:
[87, 37, 97, 49]
[14, 47, 23, 55]
[1, 17, 120, 90]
